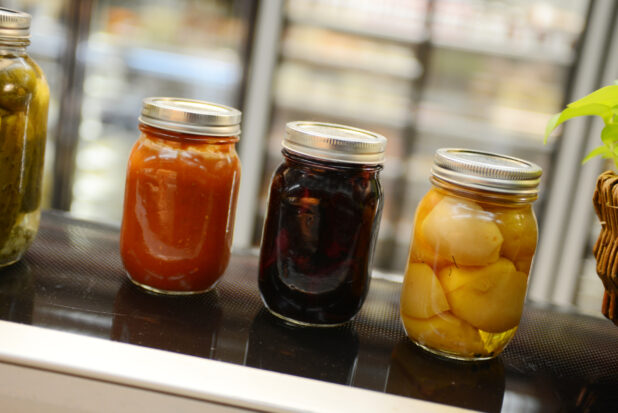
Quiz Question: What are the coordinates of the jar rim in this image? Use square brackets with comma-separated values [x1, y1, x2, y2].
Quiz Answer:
[0, 8, 30, 41]
[139, 97, 241, 137]
[283, 121, 386, 165]
[431, 148, 542, 195]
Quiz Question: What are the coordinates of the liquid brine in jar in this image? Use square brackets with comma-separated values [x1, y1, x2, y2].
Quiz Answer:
[259, 121, 387, 326]
[0, 8, 50, 267]
[400, 148, 542, 361]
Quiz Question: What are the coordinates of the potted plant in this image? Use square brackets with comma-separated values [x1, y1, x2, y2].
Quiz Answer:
[545, 82, 618, 324]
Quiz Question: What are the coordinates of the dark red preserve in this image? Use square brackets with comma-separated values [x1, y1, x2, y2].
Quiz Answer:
[258, 121, 387, 326]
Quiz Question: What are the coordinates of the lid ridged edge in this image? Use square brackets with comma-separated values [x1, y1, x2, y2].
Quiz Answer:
[284, 121, 387, 165]
[0, 8, 30, 40]
[139, 97, 241, 137]
[431, 148, 542, 195]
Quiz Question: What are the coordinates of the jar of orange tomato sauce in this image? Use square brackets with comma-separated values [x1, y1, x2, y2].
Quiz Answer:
[401, 148, 542, 361]
[120, 97, 241, 294]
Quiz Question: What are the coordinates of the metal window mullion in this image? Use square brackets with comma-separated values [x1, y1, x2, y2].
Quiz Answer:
[233, 0, 284, 248]
[528, 0, 614, 303]
[552, 2, 618, 306]
[50, 0, 93, 211]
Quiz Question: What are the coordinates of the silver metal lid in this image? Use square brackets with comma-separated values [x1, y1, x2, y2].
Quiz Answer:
[431, 148, 542, 195]
[0, 8, 30, 40]
[139, 97, 241, 136]
[283, 121, 387, 164]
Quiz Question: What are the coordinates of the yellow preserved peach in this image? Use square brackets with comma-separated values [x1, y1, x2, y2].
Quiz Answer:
[408, 235, 452, 270]
[401, 312, 486, 357]
[408, 188, 451, 269]
[489, 205, 537, 274]
[401, 263, 450, 319]
[421, 196, 503, 266]
[414, 188, 444, 224]
[438, 258, 527, 333]
[513, 256, 534, 274]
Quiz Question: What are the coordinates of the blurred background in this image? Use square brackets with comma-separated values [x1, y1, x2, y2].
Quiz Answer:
[1, 0, 617, 318]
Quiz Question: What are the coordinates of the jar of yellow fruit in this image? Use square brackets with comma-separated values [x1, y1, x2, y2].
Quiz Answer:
[400, 148, 542, 361]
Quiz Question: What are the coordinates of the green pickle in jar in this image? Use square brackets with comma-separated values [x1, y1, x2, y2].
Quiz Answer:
[400, 148, 542, 361]
[0, 8, 50, 267]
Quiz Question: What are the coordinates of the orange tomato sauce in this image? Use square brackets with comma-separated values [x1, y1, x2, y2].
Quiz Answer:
[120, 125, 241, 293]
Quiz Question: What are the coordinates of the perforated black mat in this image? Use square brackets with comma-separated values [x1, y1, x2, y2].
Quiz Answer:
[1, 210, 617, 412]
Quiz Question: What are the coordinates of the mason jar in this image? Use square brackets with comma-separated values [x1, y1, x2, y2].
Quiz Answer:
[120, 98, 241, 294]
[0, 8, 50, 267]
[259, 121, 387, 326]
[400, 148, 542, 360]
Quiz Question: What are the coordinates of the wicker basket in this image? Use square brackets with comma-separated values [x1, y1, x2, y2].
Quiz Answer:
[592, 170, 618, 325]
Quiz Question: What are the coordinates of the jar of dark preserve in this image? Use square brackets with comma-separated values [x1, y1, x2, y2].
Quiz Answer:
[259, 121, 387, 326]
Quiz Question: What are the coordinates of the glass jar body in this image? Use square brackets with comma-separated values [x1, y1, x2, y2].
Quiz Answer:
[400, 180, 538, 360]
[120, 125, 241, 294]
[258, 150, 384, 326]
[0, 47, 50, 267]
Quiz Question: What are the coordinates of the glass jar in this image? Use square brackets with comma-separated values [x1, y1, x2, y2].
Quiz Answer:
[0, 8, 50, 267]
[120, 98, 241, 294]
[400, 148, 542, 361]
[259, 121, 386, 326]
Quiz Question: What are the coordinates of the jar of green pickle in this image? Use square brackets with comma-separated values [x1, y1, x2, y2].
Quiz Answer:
[400, 148, 542, 361]
[0, 8, 50, 267]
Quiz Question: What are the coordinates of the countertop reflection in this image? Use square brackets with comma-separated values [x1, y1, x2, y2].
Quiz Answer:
[246, 308, 359, 385]
[112, 280, 222, 359]
[387, 338, 504, 412]
[1, 210, 618, 412]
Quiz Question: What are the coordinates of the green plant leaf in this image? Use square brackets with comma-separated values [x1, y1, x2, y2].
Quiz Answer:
[544, 113, 561, 143]
[544, 103, 613, 143]
[568, 85, 618, 109]
[601, 124, 618, 145]
[547, 82, 618, 167]
[582, 145, 612, 164]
